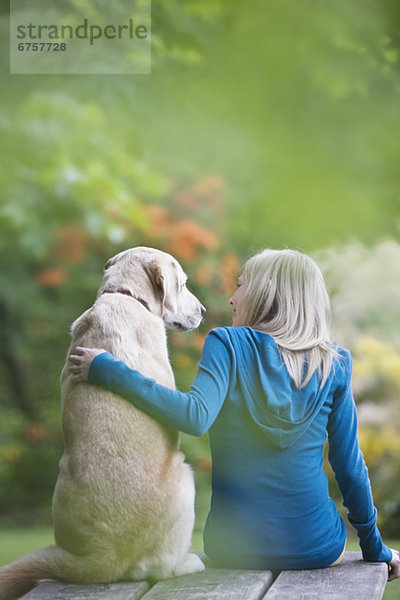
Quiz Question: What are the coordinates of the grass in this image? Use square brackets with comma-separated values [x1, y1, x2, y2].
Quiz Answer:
[0, 526, 54, 566]
[0, 527, 398, 599]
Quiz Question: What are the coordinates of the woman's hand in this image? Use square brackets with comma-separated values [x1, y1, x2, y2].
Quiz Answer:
[68, 346, 107, 383]
[388, 548, 400, 581]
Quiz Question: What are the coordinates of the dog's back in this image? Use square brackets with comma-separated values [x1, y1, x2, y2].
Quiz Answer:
[55, 293, 191, 570]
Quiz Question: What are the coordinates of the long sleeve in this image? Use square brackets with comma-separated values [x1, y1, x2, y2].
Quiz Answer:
[327, 353, 392, 563]
[87, 329, 231, 436]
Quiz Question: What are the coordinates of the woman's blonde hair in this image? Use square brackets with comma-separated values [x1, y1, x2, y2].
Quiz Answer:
[240, 248, 337, 388]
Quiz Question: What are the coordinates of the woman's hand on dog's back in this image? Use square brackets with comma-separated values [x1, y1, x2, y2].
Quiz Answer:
[68, 347, 107, 383]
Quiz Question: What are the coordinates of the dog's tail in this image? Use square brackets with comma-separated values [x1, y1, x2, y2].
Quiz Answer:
[0, 545, 115, 600]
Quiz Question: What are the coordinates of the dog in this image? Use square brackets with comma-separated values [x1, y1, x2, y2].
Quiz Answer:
[0, 247, 206, 600]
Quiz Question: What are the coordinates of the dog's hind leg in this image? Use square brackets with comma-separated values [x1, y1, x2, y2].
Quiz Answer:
[159, 466, 205, 578]
[172, 552, 205, 577]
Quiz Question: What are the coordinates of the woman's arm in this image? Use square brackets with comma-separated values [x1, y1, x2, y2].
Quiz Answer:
[327, 353, 392, 564]
[69, 329, 232, 436]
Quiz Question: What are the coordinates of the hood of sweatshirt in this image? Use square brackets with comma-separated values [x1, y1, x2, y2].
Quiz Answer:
[215, 327, 349, 449]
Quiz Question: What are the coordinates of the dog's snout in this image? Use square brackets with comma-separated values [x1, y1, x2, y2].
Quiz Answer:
[200, 305, 206, 317]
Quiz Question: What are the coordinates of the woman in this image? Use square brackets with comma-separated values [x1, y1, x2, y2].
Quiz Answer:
[69, 248, 400, 580]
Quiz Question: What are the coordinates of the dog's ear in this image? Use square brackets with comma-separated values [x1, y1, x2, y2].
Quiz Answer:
[104, 249, 130, 272]
[104, 257, 116, 271]
[145, 261, 177, 313]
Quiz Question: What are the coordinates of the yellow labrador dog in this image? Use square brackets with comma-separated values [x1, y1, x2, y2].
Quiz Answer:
[0, 247, 206, 600]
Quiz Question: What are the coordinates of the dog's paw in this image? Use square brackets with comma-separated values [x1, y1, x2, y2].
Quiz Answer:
[173, 552, 205, 577]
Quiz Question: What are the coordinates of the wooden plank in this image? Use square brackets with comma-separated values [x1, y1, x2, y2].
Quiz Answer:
[20, 580, 150, 600]
[263, 551, 388, 600]
[142, 568, 274, 600]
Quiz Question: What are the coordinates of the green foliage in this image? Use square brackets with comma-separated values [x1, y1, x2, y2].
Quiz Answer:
[0, 0, 400, 538]
[0, 92, 235, 521]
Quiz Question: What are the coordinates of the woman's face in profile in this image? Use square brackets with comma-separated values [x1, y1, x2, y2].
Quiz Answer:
[229, 277, 247, 327]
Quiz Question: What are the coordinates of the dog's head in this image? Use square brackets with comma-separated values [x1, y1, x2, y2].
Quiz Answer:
[97, 247, 206, 331]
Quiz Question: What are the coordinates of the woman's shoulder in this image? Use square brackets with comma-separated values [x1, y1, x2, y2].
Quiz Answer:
[331, 344, 353, 385]
[334, 345, 353, 365]
[206, 326, 238, 346]
[208, 325, 264, 339]
[207, 326, 277, 351]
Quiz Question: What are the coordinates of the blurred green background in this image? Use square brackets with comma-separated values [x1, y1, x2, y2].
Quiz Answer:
[1, 0, 400, 595]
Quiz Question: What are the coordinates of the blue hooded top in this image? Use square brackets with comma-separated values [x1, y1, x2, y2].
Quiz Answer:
[88, 326, 391, 569]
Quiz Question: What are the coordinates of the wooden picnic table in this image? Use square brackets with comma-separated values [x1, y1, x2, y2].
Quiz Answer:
[19, 551, 388, 600]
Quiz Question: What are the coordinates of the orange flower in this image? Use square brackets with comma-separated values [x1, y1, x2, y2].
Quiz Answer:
[142, 205, 170, 238]
[171, 174, 226, 213]
[194, 264, 214, 285]
[25, 422, 47, 443]
[218, 252, 241, 295]
[52, 225, 90, 264]
[36, 268, 67, 287]
[174, 190, 199, 211]
[192, 173, 225, 201]
[167, 219, 219, 261]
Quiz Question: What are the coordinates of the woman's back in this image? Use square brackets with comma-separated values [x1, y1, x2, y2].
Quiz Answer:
[203, 326, 349, 569]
